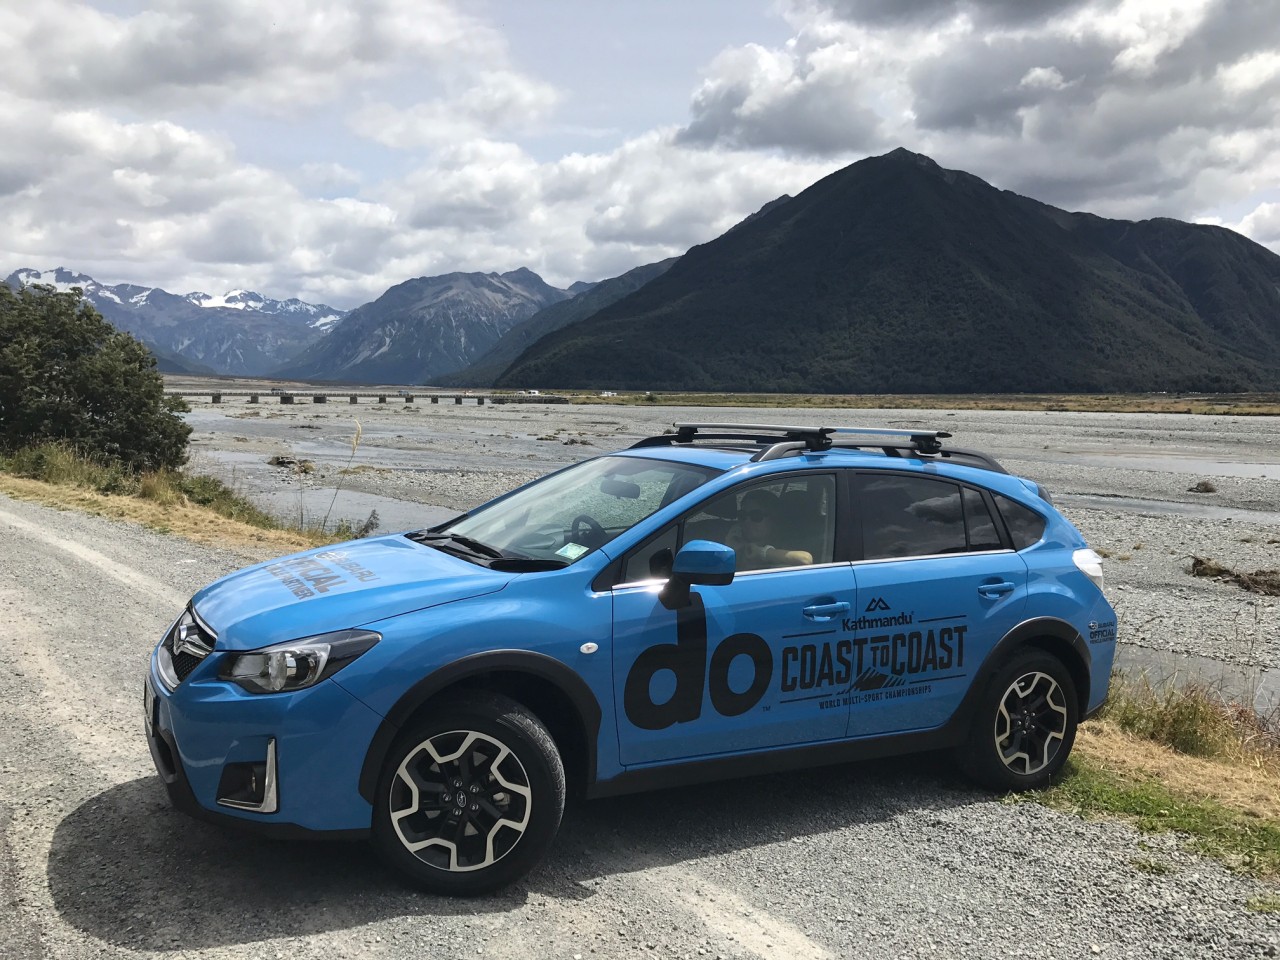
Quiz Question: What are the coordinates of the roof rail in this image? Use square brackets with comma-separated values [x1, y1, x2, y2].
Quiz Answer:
[629, 422, 1007, 473]
[631, 423, 952, 454]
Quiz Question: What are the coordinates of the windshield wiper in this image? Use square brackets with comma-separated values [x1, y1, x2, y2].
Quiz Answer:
[407, 531, 506, 560]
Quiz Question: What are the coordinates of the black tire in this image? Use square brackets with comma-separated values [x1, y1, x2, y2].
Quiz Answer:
[956, 650, 1079, 792]
[371, 691, 566, 896]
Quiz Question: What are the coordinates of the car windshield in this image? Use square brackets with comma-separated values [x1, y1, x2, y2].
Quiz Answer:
[436, 456, 719, 564]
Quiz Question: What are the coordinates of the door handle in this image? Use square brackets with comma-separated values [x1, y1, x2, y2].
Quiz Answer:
[803, 601, 851, 621]
[978, 581, 1016, 599]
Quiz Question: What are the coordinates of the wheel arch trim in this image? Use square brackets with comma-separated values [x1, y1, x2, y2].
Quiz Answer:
[357, 650, 603, 805]
[964, 616, 1092, 720]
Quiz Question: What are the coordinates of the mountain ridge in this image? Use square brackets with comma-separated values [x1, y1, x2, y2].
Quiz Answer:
[496, 149, 1280, 393]
[4, 267, 347, 376]
[273, 268, 571, 384]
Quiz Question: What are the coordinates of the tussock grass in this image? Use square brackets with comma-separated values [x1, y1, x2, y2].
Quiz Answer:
[1098, 672, 1278, 763]
[0, 442, 354, 553]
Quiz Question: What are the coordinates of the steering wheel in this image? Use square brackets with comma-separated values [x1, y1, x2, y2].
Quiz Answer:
[569, 514, 606, 548]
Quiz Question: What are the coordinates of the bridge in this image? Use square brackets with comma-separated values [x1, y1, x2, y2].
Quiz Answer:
[164, 391, 569, 406]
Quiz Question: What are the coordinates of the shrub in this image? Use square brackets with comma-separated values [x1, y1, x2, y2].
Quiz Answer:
[0, 283, 191, 471]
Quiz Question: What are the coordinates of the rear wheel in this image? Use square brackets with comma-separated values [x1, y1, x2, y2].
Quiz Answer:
[371, 692, 565, 895]
[957, 651, 1078, 791]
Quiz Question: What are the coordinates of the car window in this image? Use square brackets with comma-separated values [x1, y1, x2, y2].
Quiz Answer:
[621, 474, 837, 579]
[963, 487, 1003, 551]
[442, 456, 719, 563]
[859, 474, 967, 560]
[993, 494, 1047, 550]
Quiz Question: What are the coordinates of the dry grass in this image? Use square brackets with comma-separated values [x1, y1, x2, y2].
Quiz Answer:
[1075, 724, 1280, 821]
[1100, 672, 1279, 762]
[0, 473, 329, 558]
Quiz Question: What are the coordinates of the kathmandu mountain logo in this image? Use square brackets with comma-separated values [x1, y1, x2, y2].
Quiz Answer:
[865, 597, 891, 612]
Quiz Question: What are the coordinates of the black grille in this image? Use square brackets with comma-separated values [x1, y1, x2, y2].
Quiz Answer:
[163, 608, 216, 683]
[168, 645, 205, 682]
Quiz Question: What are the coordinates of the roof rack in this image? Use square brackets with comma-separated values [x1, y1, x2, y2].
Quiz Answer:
[630, 422, 1007, 473]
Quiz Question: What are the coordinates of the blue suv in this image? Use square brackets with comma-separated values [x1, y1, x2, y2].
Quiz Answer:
[145, 424, 1116, 894]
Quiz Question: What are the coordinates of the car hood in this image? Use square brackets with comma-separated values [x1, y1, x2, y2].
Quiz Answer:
[191, 535, 514, 651]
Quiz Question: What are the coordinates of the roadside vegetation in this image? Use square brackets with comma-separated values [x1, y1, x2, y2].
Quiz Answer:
[1, 284, 191, 468]
[0, 442, 356, 553]
[0, 285, 367, 553]
[1022, 674, 1280, 878]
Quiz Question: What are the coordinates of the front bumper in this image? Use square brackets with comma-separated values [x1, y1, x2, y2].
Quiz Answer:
[145, 649, 381, 838]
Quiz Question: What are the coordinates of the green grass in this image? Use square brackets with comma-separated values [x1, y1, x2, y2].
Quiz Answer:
[1130, 857, 1174, 876]
[1248, 894, 1280, 913]
[1018, 673, 1280, 879]
[1022, 759, 1280, 877]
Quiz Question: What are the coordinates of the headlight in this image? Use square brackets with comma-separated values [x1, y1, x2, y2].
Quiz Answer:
[219, 630, 380, 694]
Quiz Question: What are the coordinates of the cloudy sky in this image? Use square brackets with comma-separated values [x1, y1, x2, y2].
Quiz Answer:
[3, 0, 1278, 309]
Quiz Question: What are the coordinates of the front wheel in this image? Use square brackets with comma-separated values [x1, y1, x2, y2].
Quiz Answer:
[956, 651, 1079, 792]
[371, 692, 566, 895]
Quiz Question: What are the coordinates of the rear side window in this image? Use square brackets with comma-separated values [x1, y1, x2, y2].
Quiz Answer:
[859, 475, 966, 559]
[994, 494, 1046, 550]
[963, 488, 1003, 551]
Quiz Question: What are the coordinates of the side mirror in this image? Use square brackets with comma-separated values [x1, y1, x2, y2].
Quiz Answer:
[660, 540, 735, 609]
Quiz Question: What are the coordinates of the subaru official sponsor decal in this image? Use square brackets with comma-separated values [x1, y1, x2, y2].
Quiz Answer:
[1087, 619, 1117, 644]
[264, 551, 380, 600]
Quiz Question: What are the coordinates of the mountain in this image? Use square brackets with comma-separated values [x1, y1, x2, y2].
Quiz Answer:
[438, 258, 679, 387]
[496, 149, 1280, 393]
[3, 267, 347, 376]
[274, 268, 570, 384]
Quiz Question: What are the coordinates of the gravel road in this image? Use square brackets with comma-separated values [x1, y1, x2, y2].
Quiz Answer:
[4, 412, 1280, 958]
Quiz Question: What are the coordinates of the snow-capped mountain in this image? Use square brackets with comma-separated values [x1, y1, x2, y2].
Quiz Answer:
[183, 289, 344, 331]
[4, 267, 348, 375]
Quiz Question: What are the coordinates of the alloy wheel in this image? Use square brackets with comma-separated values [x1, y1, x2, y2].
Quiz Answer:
[389, 730, 532, 872]
[993, 671, 1069, 776]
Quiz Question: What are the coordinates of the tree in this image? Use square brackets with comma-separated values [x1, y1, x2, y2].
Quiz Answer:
[0, 283, 191, 470]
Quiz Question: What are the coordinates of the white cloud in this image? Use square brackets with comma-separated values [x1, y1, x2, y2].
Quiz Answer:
[350, 71, 559, 148]
[678, 35, 888, 154]
[1230, 201, 1280, 247]
[1019, 66, 1069, 89]
[0, 0, 497, 108]
[3, 0, 1279, 313]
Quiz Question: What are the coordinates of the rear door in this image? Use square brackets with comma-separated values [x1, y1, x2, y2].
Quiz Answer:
[844, 472, 1028, 738]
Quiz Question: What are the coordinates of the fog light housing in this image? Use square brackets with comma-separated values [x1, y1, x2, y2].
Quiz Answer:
[216, 739, 278, 813]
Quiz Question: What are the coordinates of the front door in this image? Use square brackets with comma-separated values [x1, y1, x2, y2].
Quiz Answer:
[612, 564, 858, 765]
